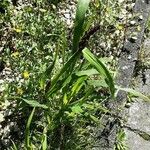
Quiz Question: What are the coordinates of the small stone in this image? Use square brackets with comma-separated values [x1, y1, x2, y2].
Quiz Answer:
[130, 20, 136, 25]
[122, 66, 129, 70]
[128, 55, 132, 60]
[129, 36, 137, 43]
[138, 15, 143, 21]
[125, 103, 131, 108]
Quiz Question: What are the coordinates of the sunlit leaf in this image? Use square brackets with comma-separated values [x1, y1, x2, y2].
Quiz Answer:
[72, 0, 91, 53]
[47, 51, 80, 96]
[82, 48, 115, 98]
[42, 127, 47, 150]
[76, 69, 99, 76]
[11, 140, 18, 150]
[87, 79, 108, 87]
[23, 99, 48, 109]
[25, 107, 35, 149]
[71, 76, 87, 96]
[71, 105, 83, 114]
[63, 93, 68, 105]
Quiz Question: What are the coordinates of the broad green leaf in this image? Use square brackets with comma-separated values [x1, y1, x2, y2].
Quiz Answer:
[25, 107, 35, 149]
[116, 86, 150, 101]
[76, 66, 116, 77]
[76, 69, 99, 76]
[61, 75, 72, 90]
[23, 99, 48, 109]
[71, 76, 87, 96]
[72, 0, 91, 53]
[71, 105, 83, 114]
[7, 96, 48, 109]
[87, 79, 108, 87]
[82, 48, 115, 98]
[51, 51, 80, 85]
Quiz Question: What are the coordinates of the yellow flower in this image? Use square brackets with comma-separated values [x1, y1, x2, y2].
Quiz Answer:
[11, 51, 19, 58]
[116, 24, 124, 30]
[23, 71, 29, 79]
[17, 88, 23, 95]
[14, 28, 22, 33]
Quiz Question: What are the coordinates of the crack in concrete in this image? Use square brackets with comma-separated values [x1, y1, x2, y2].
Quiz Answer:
[95, 0, 150, 149]
[124, 125, 150, 141]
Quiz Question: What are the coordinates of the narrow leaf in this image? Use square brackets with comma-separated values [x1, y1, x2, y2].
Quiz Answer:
[76, 69, 99, 76]
[116, 86, 150, 101]
[87, 79, 108, 87]
[11, 140, 18, 150]
[7, 96, 48, 109]
[23, 99, 48, 109]
[72, 0, 91, 53]
[71, 76, 87, 96]
[39, 48, 58, 90]
[47, 51, 80, 96]
[42, 128, 47, 150]
[25, 107, 35, 149]
[83, 48, 115, 98]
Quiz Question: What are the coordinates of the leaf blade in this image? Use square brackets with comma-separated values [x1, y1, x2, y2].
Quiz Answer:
[82, 48, 115, 98]
[72, 0, 91, 53]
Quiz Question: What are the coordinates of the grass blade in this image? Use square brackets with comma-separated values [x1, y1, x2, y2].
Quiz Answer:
[42, 127, 47, 150]
[76, 69, 99, 76]
[7, 96, 48, 109]
[87, 79, 108, 88]
[46, 51, 80, 97]
[72, 0, 91, 53]
[82, 48, 115, 98]
[25, 107, 35, 150]
[23, 99, 48, 109]
[11, 140, 18, 150]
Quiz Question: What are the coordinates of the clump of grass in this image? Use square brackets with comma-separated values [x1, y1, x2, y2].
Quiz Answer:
[1, 0, 149, 149]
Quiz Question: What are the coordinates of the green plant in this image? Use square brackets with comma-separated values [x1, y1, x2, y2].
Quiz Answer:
[1, 0, 150, 149]
[72, 0, 91, 53]
[2, 0, 114, 149]
[114, 129, 128, 150]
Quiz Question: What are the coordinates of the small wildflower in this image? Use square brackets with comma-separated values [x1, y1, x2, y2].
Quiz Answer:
[23, 71, 29, 79]
[17, 88, 23, 95]
[14, 28, 22, 33]
[116, 24, 124, 30]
